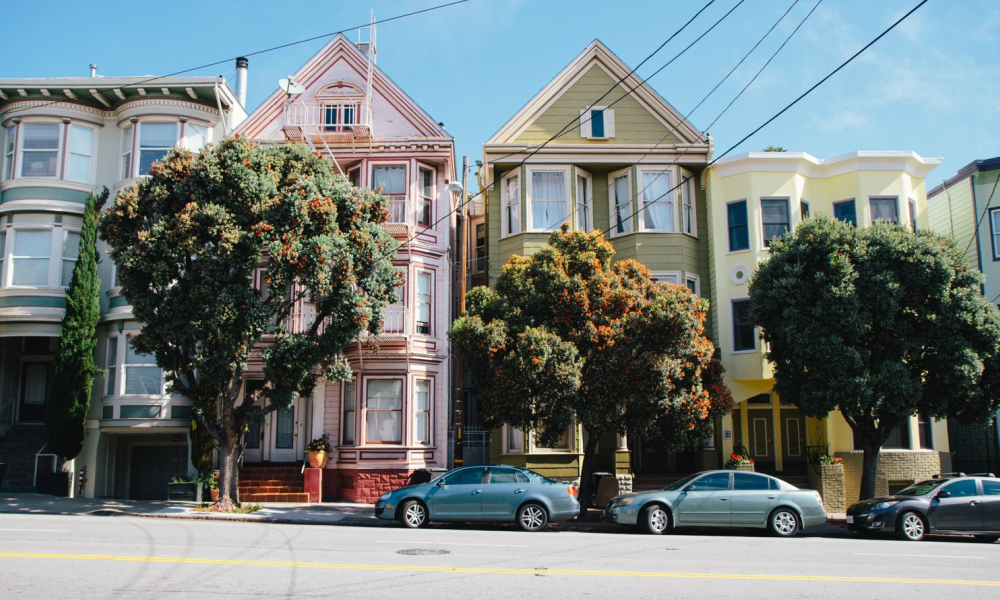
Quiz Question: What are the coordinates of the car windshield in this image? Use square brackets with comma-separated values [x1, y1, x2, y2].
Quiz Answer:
[662, 473, 701, 491]
[894, 479, 949, 496]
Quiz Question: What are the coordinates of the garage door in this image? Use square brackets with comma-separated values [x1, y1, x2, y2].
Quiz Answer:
[129, 445, 189, 500]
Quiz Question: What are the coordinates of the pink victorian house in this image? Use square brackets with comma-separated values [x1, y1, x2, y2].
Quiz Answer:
[237, 31, 455, 502]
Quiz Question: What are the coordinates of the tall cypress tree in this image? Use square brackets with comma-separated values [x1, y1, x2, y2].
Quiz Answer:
[46, 189, 107, 459]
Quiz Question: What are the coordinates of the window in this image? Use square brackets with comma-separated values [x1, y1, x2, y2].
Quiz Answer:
[138, 122, 178, 174]
[382, 267, 405, 334]
[120, 125, 134, 180]
[415, 380, 430, 444]
[650, 271, 681, 285]
[611, 168, 632, 235]
[685, 275, 700, 297]
[444, 467, 486, 485]
[800, 200, 810, 220]
[691, 472, 730, 491]
[489, 468, 529, 484]
[991, 208, 1000, 260]
[61, 230, 80, 288]
[474, 223, 485, 273]
[19, 123, 60, 178]
[727, 200, 749, 252]
[983, 480, 1000, 496]
[733, 473, 770, 491]
[942, 479, 978, 498]
[11, 229, 51, 286]
[502, 171, 520, 236]
[416, 272, 431, 335]
[580, 106, 614, 139]
[124, 341, 162, 395]
[3, 125, 14, 180]
[528, 168, 568, 230]
[681, 173, 695, 235]
[506, 425, 524, 453]
[183, 124, 209, 152]
[535, 426, 571, 451]
[372, 165, 407, 223]
[120, 405, 160, 419]
[834, 199, 857, 226]
[67, 125, 94, 182]
[366, 379, 402, 443]
[576, 169, 593, 231]
[348, 166, 361, 188]
[342, 379, 356, 445]
[909, 200, 918, 232]
[0, 230, 5, 277]
[732, 299, 755, 352]
[105, 337, 117, 396]
[640, 168, 673, 231]
[760, 198, 790, 247]
[417, 167, 433, 227]
[323, 104, 357, 132]
[869, 197, 899, 223]
[882, 424, 910, 449]
[917, 413, 933, 449]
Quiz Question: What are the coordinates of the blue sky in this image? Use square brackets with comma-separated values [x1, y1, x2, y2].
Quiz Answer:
[5, 0, 997, 187]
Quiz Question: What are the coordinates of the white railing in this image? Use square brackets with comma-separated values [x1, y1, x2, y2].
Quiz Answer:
[381, 305, 406, 335]
[387, 196, 409, 225]
[283, 101, 373, 134]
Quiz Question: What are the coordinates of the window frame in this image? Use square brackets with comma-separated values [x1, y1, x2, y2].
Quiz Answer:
[473, 221, 486, 273]
[105, 335, 119, 397]
[580, 105, 614, 139]
[637, 165, 676, 233]
[370, 162, 408, 224]
[685, 274, 700, 297]
[136, 121, 180, 176]
[18, 121, 63, 179]
[363, 377, 404, 445]
[575, 167, 594, 232]
[731, 298, 756, 353]
[760, 197, 790, 248]
[322, 102, 359, 133]
[415, 270, 432, 336]
[120, 124, 134, 180]
[609, 167, 633, 237]
[529, 423, 575, 453]
[414, 378, 432, 445]
[868, 196, 900, 224]
[123, 338, 164, 396]
[2, 124, 16, 180]
[727, 199, 750, 253]
[800, 200, 811, 221]
[504, 424, 524, 454]
[833, 198, 857, 227]
[681, 169, 696, 237]
[525, 165, 572, 232]
[500, 169, 521, 238]
[7, 226, 58, 289]
[342, 378, 357, 446]
[60, 227, 82, 288]
[66, 123, 96, 184]
[650, 271, 682, 285]
[416, 165, 435, 228]
[991, 207, 1000, 261]
[908, 199, 918, 232]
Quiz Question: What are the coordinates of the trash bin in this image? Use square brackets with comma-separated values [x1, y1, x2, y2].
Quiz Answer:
[589, 472, 618, 508]
[411, 467, 448, 485]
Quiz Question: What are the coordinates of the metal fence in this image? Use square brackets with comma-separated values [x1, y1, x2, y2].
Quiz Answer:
[447, 425, 491, 468]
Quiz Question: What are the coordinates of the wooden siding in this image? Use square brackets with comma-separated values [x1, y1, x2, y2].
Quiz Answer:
[928, 177, 978, 270]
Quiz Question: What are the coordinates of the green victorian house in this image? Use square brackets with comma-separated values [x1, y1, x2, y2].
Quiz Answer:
[474, 40, 719, 489]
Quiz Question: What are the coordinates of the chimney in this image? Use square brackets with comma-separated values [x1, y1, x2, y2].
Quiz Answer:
[89, 64, 98, 78]
[234, 57, 248, 108]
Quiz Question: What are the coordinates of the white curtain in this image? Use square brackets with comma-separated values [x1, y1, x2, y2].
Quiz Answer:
[124, 343, 162, 395]
[13, 230, 51, 286]
[68, 126, 93, 182]
[614, 175, 631, 233]
[372, 166, 406, 195]
[870, 198, 898, 223]
[366, 379, 402, 442]
[506, 177, 520, 233]
[642, 172, 673, 230]
[576, 175, 590, 231]
[531, 172, 565, 229]
[415, 381, 429, 443]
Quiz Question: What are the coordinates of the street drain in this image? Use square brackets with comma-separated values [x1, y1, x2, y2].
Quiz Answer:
[397, 549, 450, 556]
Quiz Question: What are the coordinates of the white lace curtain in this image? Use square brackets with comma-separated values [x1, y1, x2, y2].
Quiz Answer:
[506, 176, 520, 234]
[614, 175, 631, 233]
[366, 379, 402, 442]
[372, 166, 406, 195]
[531, 171, 566, 229]
[642, 171, 673, 230]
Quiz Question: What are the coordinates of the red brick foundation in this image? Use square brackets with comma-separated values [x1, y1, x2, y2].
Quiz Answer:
[333, 469, 416, 504]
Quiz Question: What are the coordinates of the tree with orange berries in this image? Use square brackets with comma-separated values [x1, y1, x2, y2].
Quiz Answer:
[451, 227, 731, 515]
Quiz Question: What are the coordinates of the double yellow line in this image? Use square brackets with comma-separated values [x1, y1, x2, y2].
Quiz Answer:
[1, 552, 998, 587]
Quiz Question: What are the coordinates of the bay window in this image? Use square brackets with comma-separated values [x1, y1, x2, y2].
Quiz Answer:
[681, 172, 695, 235]
[67, 125, 94, 182]
[120, 125, 133, 180]
[415, 380, 430, 444]
[61, 229, 81, 287]
[727, 200, 749, 251]
[365, 379, 402, 444]
[416, 272, 431, 335]
[11, 229, 51, 286]
[527, 167, 569, 231]
[372, 165, 407, 223]
[869, 196, 899, 224]
[20, 123, 60, 178]
[4, 125, 16, 180]
[611, 168, 632, 235]
[183, 124, 209, 152]
[760, 198, 790, 248]
[124, 342, 162, 395]
[105, 337, 117, 397]
[834, 199, 857, 226]
[502, 171, 520, 236]
[639, 167, 674, 231]
[138, 122, 178, 174]
[418, 167, 433, 227]
[576, 169, 593, 231]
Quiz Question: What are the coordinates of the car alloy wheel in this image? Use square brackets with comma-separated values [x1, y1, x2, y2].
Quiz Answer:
[769, 509, 799, 537]
[640, 505, 670, 535]
[400, 500, 427, 528]
[517, 503, 548, 532]
[898, 512, 925, 541]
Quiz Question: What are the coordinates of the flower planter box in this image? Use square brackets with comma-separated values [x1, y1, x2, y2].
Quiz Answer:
[307, 450, 328, 469]
[167, 482, 201, 502]
[807, 462, 845, 513]
[725, 463, 755, 472]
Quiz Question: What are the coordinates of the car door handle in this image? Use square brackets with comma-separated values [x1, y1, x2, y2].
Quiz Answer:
[768, 496, 776, 499]
[970, 500, 979, 506]
[514, 489, 525, 494]
[720, 498, 728, 502]
[471, 489, 482, 495]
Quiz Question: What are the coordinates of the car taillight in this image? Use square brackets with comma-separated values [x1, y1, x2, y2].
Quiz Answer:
[567, 486, 578, 497]
[815, 491, 823, 504]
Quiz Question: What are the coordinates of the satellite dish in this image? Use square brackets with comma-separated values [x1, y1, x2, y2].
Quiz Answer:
[278, 77, 305, 96]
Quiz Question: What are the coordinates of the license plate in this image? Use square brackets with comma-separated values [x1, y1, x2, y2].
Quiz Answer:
[846, 516, 854, 524]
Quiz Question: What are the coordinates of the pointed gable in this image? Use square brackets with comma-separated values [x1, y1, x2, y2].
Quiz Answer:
[488, 40, 702, 147]
[237, 34, 448, 141]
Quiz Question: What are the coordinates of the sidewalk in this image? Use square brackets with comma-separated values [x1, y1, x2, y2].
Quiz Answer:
[0, 493, 850, 535]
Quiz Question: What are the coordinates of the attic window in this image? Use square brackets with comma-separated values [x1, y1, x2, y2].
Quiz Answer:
[580, 106, 614, 140]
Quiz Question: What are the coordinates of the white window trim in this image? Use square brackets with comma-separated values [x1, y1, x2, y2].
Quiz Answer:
[341, 377, 357, 446]
[990, 207, 1000, 261]
[527, 423, 576, 454]
[5, 226, 66, 289]
[574, 167, 594, 232]
[416, 163, 436, 228]
[680, 168, 697, 238]
[2, 124, 16, 181]
[105, 335, 119, 397]
[120, 124, 134, 181]
[180, 121, 211, 152]
[134, 121, 180, 177]
[609, 167, 633, 238]
[760, 197, 791, 248]
[726, 199, 751, 253]
[500, 169, 521, 239]
[59, 227, 82, 289]
[580, 105, 614, 139]
[122, 337, 164, 396]
[636, 165, 677, 233]
[908, 198, 918, 232]
[502, 424, 524, 455]
[413, 378, 432, 446]
[370, 161, 409, 225]
[730, 297, 756, 354]
[18, 120, 64, 180]
[66, 123, 97, 184]
[649, 271, 682, 285]
[525, 165, 572, 232]
[361, 376, 405, 446]
[868, 195, 900, 225]
[685, 273, 701, 297]
[414, 269, 433, 336]
[321, 102, 360, 133]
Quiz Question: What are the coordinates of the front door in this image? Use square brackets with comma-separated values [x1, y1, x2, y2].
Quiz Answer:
[428, 467, 486, 519]
[928, 479, 983, 531]
[781, 409, 807, 469]
[241, 380, 302, 463]
[482, 467, 530, 518]
[674, 472, 732, 526]
[747, 410, 775, 470]
[18, 362, 50, 423]
[242, 405, 264, 463]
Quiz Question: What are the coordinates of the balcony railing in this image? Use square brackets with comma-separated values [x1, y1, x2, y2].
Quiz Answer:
[381, 305, 406, 335]
[387, 196, 408, 225]
[283, 102, 373, 138]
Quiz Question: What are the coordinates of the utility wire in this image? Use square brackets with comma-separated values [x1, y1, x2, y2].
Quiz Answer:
[0, 0, 471, 117]
[963, 171, 1000, 257]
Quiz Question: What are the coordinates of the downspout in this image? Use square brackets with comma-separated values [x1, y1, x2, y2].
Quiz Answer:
[214, 83, 230, 137]
[969, 175, 985, 295]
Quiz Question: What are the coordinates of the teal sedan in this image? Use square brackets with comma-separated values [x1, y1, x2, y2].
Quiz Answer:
[375, 465, 580, 531]
[605, 470, 827, 536]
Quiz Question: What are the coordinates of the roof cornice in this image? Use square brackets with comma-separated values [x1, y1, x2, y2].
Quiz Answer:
[712, 151, 942, 180]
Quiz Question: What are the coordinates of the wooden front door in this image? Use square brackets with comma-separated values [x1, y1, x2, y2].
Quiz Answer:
[746, 410, 775, 470]
[780, 409, 807, 468]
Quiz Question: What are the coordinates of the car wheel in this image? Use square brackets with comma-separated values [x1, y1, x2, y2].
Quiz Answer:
[516, 503, 549, 532]
[399, 500, 428, 529]
[897, 511, 926, 541]
[639, 504, 670, 535]
[768, 508, 800, 537]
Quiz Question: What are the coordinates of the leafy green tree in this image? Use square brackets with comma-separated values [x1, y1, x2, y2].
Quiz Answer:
[100, 137, 399, 509]
[46, 190, 108, 460]
[451, 227, 732, 513]
[750, 217, 1000, 500]
[762, 145, 787, 152]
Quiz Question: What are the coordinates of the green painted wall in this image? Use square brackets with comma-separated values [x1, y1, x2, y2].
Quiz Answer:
[974, 169, 1000, 303]
[928, 177, 977, 270]
[513, 65, 680, 146]
[0, 187, 90, 204]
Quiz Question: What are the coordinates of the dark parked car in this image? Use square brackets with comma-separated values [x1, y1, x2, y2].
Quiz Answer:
[374, 465, 580, 531]
[846, 473, 1000, 541]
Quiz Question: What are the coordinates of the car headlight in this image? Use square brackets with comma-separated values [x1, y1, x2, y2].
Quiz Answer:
[378, 492, 392, 501]
[615, 497, 634, 506]
[872, 501, 898, 511]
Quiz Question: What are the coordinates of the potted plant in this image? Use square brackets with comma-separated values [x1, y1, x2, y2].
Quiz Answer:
[725, 453, 755, 472]
[167, 476, 201, 501]
[196, 471, 219, 502]
[306, 433, 332, 468]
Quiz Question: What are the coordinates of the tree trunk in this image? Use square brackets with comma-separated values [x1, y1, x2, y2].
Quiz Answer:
[576, 434, 601, 519]
[859, 439, 882, 500]
[215, 434, 240, 511]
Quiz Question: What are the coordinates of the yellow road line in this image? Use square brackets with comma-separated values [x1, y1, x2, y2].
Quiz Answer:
[0, 552, 997, 587]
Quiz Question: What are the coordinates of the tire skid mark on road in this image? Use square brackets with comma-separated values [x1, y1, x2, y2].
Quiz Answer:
[2, 552, 999, 587]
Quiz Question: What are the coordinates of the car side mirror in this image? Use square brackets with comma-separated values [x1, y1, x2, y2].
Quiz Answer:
[683, 485, 695, 493]
[935, 491, 950, 499]
[436, 479, 446, 487]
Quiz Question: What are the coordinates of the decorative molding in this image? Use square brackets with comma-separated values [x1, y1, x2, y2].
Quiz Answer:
[113, 98, 221, 119]
[0, 99, 106, 119]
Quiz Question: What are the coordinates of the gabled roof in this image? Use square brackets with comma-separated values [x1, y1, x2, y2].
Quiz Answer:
[486, 39, 704, 146]
[237, 34, 449, 140]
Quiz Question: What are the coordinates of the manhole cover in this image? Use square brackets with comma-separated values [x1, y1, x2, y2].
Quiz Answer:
[397, 549, 450, 556]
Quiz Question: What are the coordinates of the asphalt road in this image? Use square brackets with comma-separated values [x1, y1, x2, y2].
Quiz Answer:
[1, 512, 998, 599]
